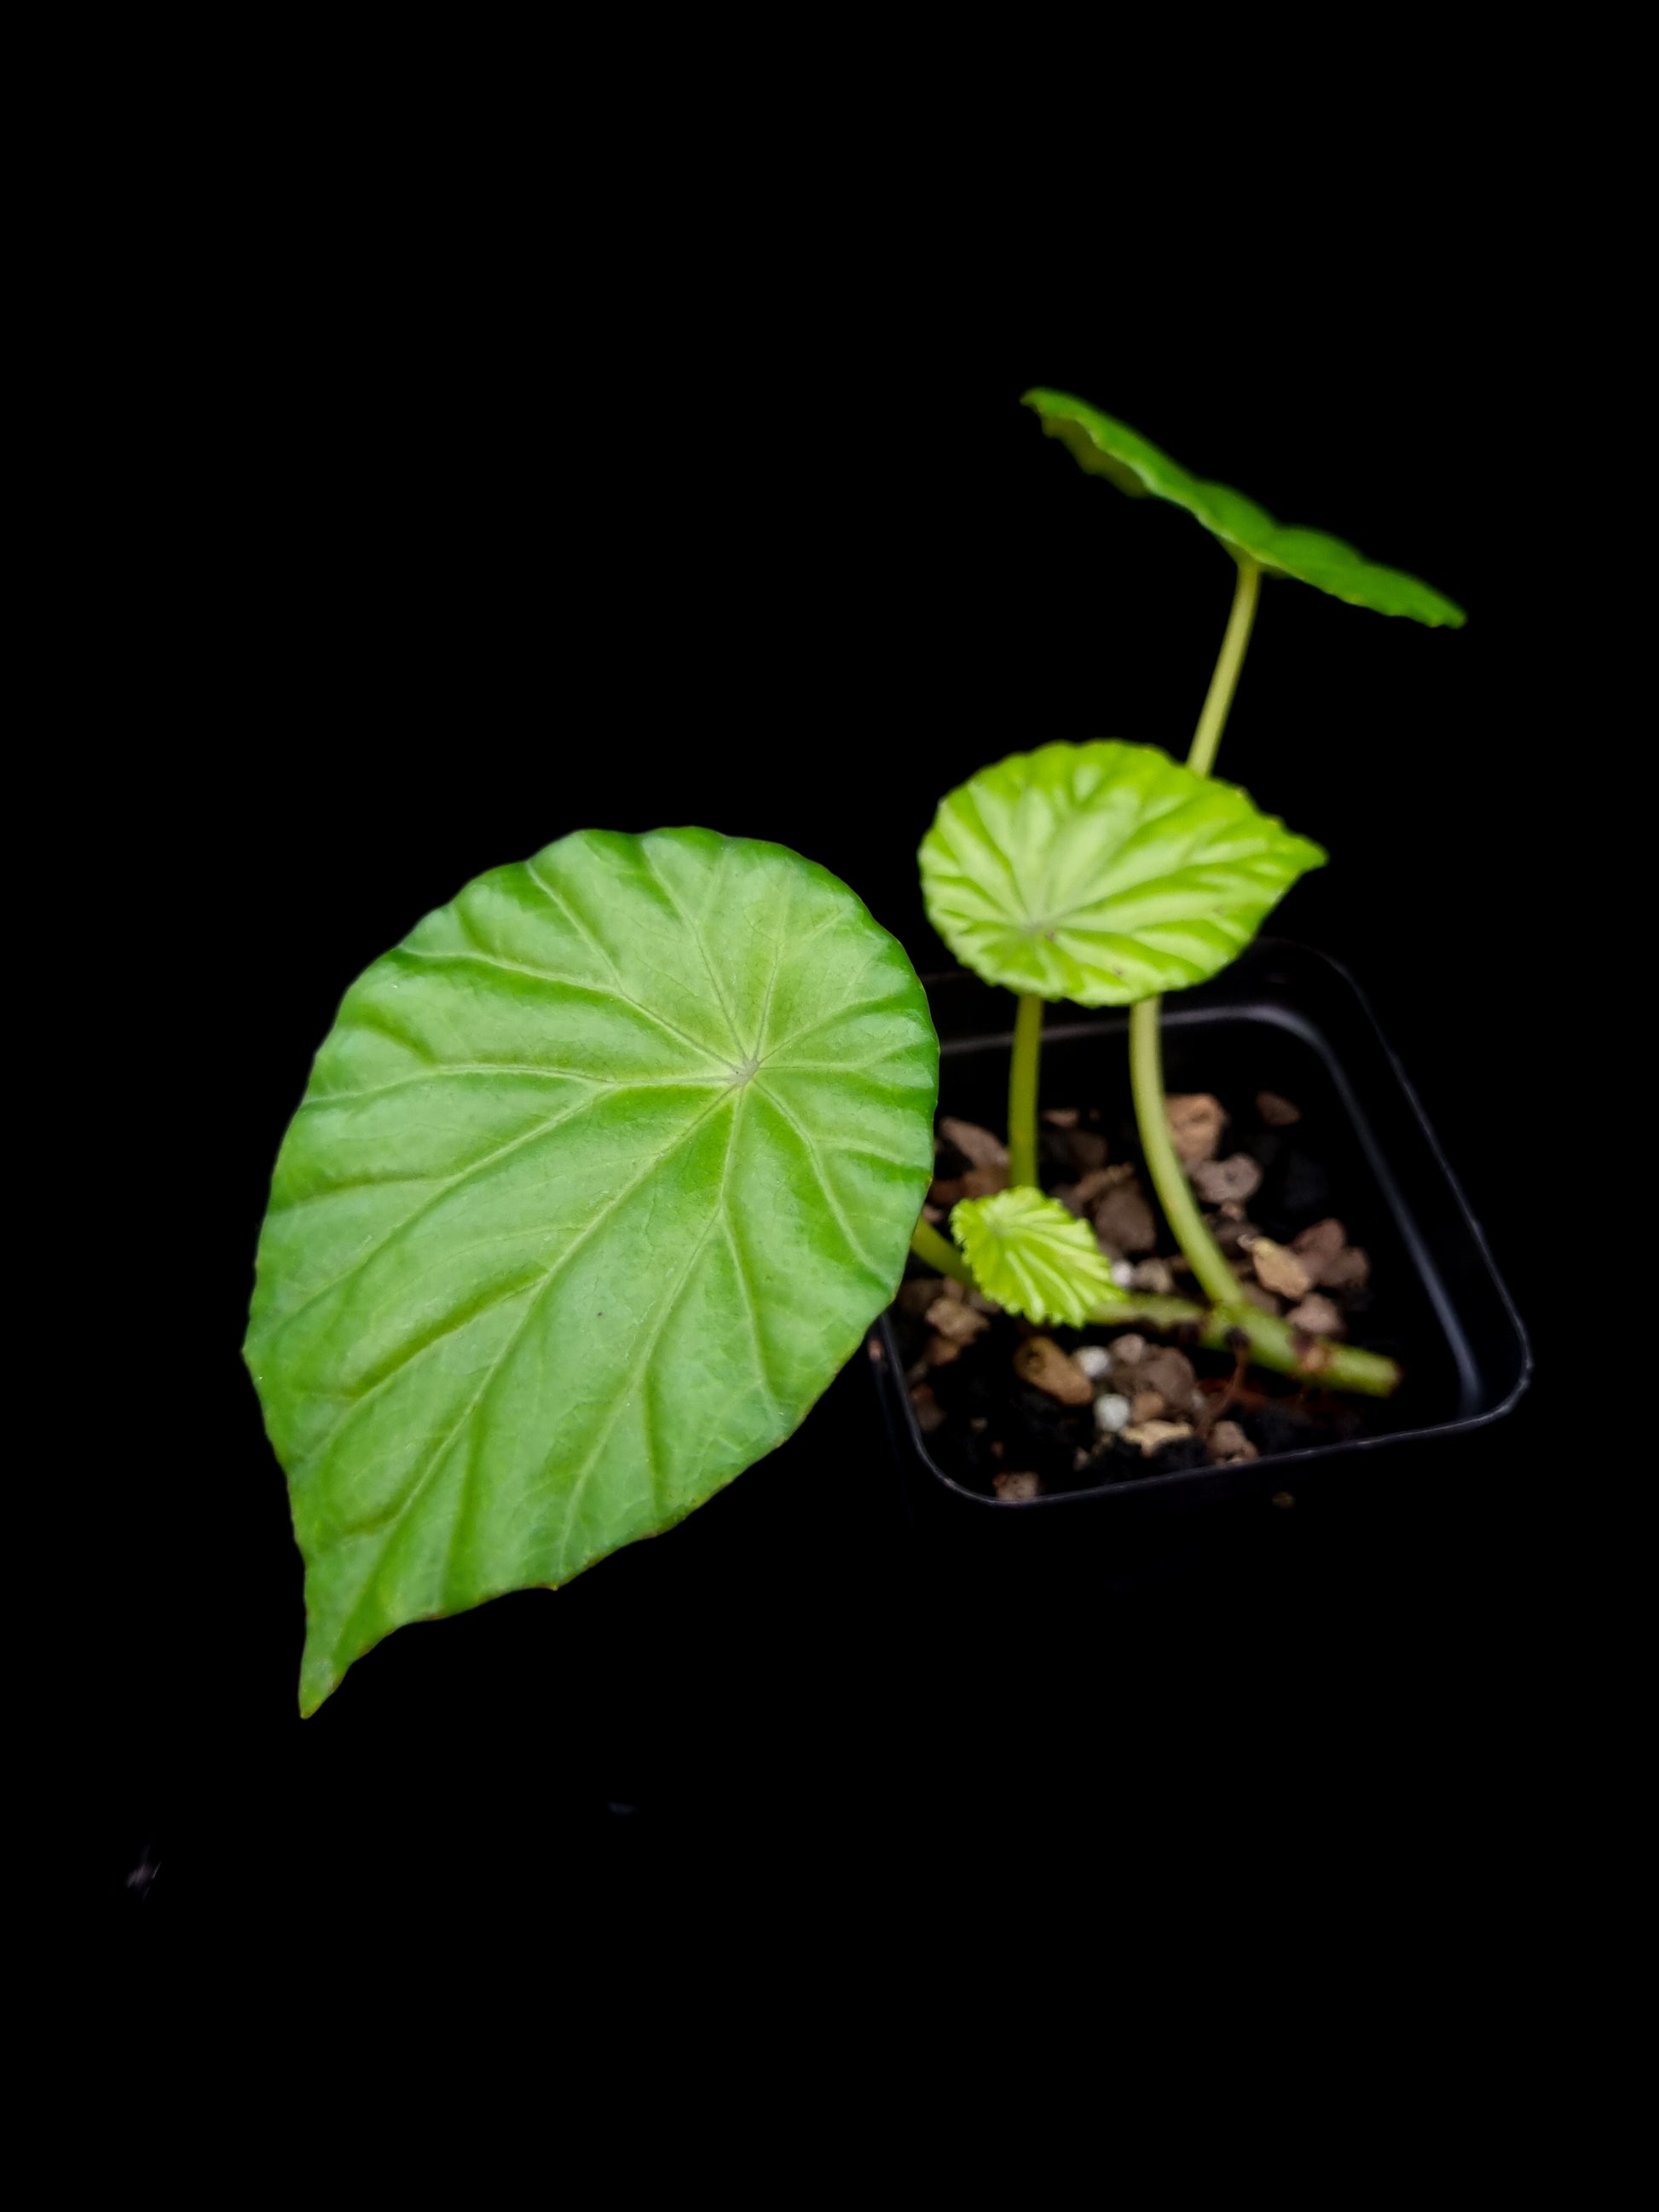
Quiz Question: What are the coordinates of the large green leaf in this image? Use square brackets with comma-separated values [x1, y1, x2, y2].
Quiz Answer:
[246, 827, 938, 1713]
[1022, 388, 1466, 628]
[919, 740, 1324, 1004]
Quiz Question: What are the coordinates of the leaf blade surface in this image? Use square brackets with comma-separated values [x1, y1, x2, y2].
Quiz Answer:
[919, 741, 1325, 1004]
[246, 828, 938, 1712]
[1022, 388, 1466, 627]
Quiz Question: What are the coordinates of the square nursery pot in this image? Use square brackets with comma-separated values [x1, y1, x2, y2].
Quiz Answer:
[869, 940, 1530, 1553]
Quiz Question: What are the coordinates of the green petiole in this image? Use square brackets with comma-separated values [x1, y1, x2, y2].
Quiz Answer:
[1126, 554, 1399, 1395]
[1128, 997, 1243, 1311]
[1093, 1292, 1400, 1396]
[1007, 991, 1043, 1188]
[903, 1215, 1396, 1395]
[910, 1215, 974, 1284]
[1187, 557, 1260, 778]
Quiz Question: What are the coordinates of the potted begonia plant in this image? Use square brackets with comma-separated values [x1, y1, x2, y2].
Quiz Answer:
[245, 394, 1529, 1712]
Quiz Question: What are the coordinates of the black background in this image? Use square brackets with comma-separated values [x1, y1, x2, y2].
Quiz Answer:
[78, 150, 1576, 1944]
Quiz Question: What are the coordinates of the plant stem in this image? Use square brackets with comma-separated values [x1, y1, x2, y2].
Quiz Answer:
[906, 1222, 1396, 1393]
[1008, 992, 1043, 1188]
[1086, 1291, 1400, 1396]
[1126, 554, 1263, 1314]
[910, 1216, 974, 1285]
[1128, 1001, 1239, 1308]
[1187, 557, 1260, 777]
[1121, 554, 1399, 1396]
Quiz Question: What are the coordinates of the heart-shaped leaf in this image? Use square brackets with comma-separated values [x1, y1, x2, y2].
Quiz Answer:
[246, 827, 938, 1712]
[1023, 388, 1466, 628]
[919, 740, 1325, 1005]
[950, 1187, 1125, 1327]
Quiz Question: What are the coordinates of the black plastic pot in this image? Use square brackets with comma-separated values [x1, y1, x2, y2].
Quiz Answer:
[870, 940, 1530, 1537]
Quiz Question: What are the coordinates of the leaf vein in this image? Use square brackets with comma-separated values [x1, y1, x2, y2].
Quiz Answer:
[406, 926, 727, 1070]
[304, 1066, 722, 1107]
[636, 841, 744, 1057]
[724, 1208, 780, 1427]
[751, 1081, 885, 1282]
[552, 1089, 748, 1574]
[260, 1090, 617, 1343]
[321, 1089, 739, 1650]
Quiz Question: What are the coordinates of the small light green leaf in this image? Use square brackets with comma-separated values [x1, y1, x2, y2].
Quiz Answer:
[920, 740, 1325, 1005]
[951, 1187, 1124, 1327]
[1022, 388, 1466, 628]
[246, 827, 938, 1712]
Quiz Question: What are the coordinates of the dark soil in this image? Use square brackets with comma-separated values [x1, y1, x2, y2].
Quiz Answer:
[894, 1080, 1395, 1499]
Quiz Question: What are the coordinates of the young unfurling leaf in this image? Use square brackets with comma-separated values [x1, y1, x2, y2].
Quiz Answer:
[951, 1187, 1125, 1327]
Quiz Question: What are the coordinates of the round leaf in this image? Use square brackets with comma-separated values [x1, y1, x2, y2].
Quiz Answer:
[950, 1187, 1124, 1327]
[246, 827, 938, 1712]
[1022, 388, 1466, 628]
[919, 740, 1325, 1005]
